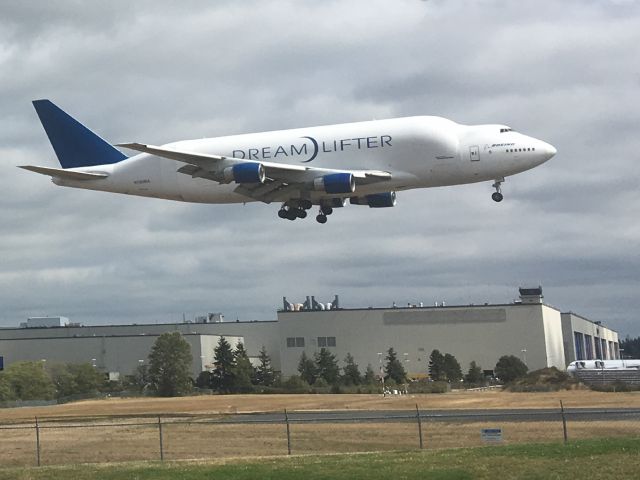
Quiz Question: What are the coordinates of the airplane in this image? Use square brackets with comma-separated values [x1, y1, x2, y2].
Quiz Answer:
[21, 100, 556, 223]
[567, 359, 640, 375]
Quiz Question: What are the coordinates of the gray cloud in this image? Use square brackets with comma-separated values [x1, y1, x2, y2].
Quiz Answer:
[0, 0, 639, 336]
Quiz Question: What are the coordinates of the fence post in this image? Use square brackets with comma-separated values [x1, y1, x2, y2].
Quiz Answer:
[284, 409, 292, 455]
[560, 400, 568, 444]
[158, 415, 164, 461]
[35, 416, 41, 467]
[415, 404, 424, 449]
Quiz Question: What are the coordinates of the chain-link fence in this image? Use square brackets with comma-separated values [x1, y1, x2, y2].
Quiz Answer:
[1, 403, 639, 467]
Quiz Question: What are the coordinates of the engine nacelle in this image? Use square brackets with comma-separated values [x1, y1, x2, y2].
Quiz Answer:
[313, 173, 355, 194]
[223, 163, 265, 184]
[349, 191, 397, 208]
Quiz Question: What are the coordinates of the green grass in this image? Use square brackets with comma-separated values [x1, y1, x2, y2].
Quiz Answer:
[1, 438, 639, 480]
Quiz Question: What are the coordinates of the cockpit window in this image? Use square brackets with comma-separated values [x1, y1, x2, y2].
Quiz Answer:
[500, 128, 512, 133]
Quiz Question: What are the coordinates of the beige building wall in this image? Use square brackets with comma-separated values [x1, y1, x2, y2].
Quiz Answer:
[0, 321, 280, 370]
[541, 306, 566, 368]
[277, 303, 563, 378]
[0, 333, 243, 378]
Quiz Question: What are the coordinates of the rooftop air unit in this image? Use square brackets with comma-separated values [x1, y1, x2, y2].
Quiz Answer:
[519, 286, 543, 304]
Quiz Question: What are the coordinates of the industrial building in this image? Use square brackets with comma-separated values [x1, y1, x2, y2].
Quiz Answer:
[0, 287, 619, 381]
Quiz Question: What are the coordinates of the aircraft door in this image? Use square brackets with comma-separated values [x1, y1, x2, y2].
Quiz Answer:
[469, 145, 480, 161]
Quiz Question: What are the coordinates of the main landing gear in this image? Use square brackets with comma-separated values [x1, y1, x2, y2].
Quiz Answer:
[492, 178, 504, 202]
[315, 206, 333, 224]
[277, 201, 334, 224]
[277, 200, 313, 221]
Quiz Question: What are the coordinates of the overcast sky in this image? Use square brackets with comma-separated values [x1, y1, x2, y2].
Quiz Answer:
[1, 1, 639, 336]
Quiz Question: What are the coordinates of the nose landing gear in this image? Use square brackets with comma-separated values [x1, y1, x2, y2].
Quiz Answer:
[492, 178, 504, 202]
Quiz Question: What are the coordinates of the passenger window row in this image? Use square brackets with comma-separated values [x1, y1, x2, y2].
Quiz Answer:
[506, 147, 535, 153]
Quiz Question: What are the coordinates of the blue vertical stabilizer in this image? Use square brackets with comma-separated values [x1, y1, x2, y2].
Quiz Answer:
[32, 99, 127, 169]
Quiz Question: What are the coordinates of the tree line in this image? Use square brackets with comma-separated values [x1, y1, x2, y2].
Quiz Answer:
[145, 335, 530, 395]
[0, 361, 105, 402]
[0, 332, 532, 401]
[620, 336, 640, 358]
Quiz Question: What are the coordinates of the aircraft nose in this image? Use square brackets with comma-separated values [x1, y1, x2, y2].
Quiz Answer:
[540, 142, 557, 161]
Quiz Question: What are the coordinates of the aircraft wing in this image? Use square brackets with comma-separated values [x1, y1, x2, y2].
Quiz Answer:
[117, 143, 392, 203]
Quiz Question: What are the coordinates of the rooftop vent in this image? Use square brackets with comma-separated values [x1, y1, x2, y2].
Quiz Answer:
[282, 295, 340, 311]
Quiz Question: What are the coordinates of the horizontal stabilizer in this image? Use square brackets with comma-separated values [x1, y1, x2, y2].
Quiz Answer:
[18, 165, 109, 181]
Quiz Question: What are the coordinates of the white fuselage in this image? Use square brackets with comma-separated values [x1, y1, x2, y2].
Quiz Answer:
[567, 359, 640, 376]
[52, 116, 556, 204]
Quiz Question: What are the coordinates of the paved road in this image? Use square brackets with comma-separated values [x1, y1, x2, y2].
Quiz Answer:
[215, 408, 640, 424]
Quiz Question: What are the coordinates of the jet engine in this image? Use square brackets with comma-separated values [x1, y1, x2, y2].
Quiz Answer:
[349, 191, 397, 208]
[223, 163, 265, 184]
[313, 173, 355, 194]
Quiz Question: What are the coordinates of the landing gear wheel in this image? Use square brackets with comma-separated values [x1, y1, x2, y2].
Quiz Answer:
[316, 214, 328, 224]
[321, 206, 333, 216]
[278, 209, 287, 219]
[285, 209, 297, 220]
[300, 199, 313, 210]
[491, 178, 504, 203]
[297, 209, 308, 219]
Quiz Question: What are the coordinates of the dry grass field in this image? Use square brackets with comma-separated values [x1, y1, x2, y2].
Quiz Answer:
[2, 389, 640, 422]
[1, 416, 638, 467]
[1, 391, 639, 467]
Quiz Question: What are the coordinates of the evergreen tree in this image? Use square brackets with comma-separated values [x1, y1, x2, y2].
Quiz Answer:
[212, 336, 235, 393]
[195, 370, 212, 389]
[464, 361, 484, 385]
[442, 353, 463, 382]
[297, 351, 317, 385]
[254, 346, 275, 386]
[494, 355, 528, 383]
[384, 347, 407, 384]
[342, 353, 362, 386]
[148, 332, 193, 397]
[315, 348, 340, 385]
[363, 364, 377, 385]
[428, 349, 445, 381]
[232, 343, 254, 393]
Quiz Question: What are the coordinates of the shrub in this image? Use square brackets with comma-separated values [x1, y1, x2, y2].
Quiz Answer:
[590, 381, 640, 392]
[408, 381, 451, 394]
[495, 355, 528, 383]
[281, 375, 310, 393]
[506, 367, 581, 392]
